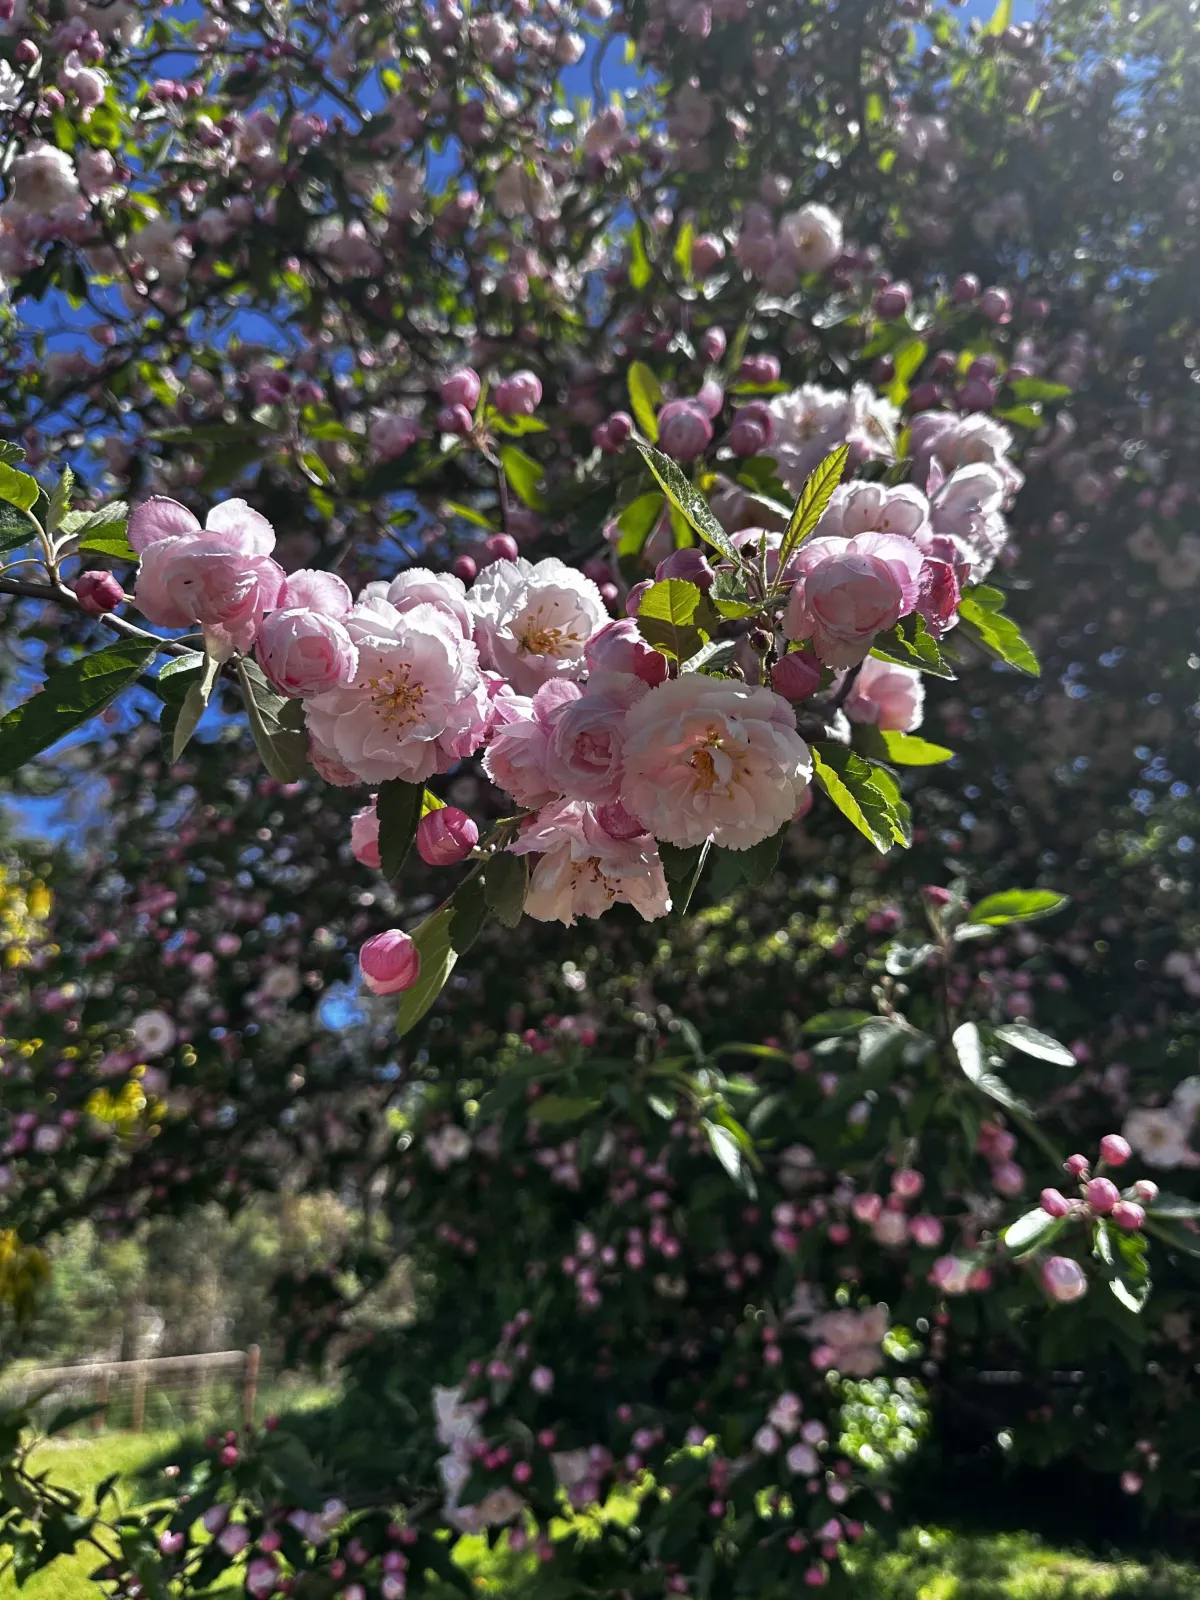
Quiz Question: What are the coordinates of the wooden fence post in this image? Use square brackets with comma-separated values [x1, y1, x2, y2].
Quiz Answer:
[92, 1368, 110, 1434]
[242, 1344, 260, 1432]
[130, 1363, 147, 1433]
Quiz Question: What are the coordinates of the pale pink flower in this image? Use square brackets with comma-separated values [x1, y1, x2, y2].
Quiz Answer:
[482, 680, 575, 808]
[585, 618, 669, 685]
[9, 141, 79, 210]
[784, 533, 924, 669]
[279, 569, 352, 616]
[350, 798, 381, 868]
[468, 557, 608, 694]
[509, 800, 671, 925]
[843, 657, 925, 732]
[775, 204, 843, 274]
[619, 677, 812, 851]
[808, 1305, 888, 1377]
[927, 463, 1009, 581]
[257, 608, 357, 697]
[304, 598, 488, 784]
[385, 567, 473, 639]
[543, 670, 647, 805]
[131, 496, 284, 655]
[815, 481, 929, 543]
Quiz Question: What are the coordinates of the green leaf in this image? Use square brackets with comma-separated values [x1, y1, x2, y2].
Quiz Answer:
[0, 503, 34, 553]
[994, 1023, 1076, 1066]
[0, 442, 26, 467]
[616, 493, 665, 560]
[635, 578, 716, 661]
[703, 1119, 756, 1197]
[1004, 1207, 1066, 1256]
[76, 528, 136, 561]
[1146, 1195, 1200, 1220]
[634, 443, 741, 564]
[499, 445, 547, 511]
[529, 1095, 602, 1123]
[1144, 1217, 1200, 1260]
[885, 339, 928, 407]
[236, 659, 308, 781]
[970, 889, 1068, 925]
[707, 823, 788, 896]
[156, 652, 204, 753]
[629, 221, 653, 291]
[681, 638, 738, 675]
[957, 584, 1040, 675]
[173, 646, 222, 760]
[953, 1020, 1035, 1117]
[876, 730, 954, 766]
[995, 404, 1044, 430]
[711, 569, 757, 620]
[484, 850, 527, 929]
[0, 639, 158, 775]
[984, 0, 1011, 34]
[812, 742, 908, 854]
[801, 1010, 873, 1035]
[1009, 377, 1071, 403]
[394, 882, 488, 1039]
[871, 614, 955, 679]
[659, 839, 711, 916]
[489, 414, 549, 437]
[673, 219, 695, 281]
[375, 779, 425, 880]
[776, 445, 849, 573]
[627, 362, 662, 443]
[0, 462, 41, 515]
[45, 466, 75, 534]
[442, 500, 498, 533]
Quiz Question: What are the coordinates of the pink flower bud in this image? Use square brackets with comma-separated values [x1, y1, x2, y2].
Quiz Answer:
[74, 569, 125, 615]
[691, 234, 726, 275]
[654, 547, 714, 590]
[483, 533, 520, 564]
[1132, 1179, 1159, 1205]
[1099, 1134, 1132, 1167]
[1086, 1176, 1120, 1214]
[452, 555, 477, 582]
[1120, 1471, 1143, 1495]
[437, 403, 474, 435]
[657, 399, 713, 462]
[493, 370, 542, 416]
[1111, 1201, 1145, 1232]
[874, 282, 912, 319]
[350, 800, 381, 869]
[992, 1161, 1025, 1198]
[625, 580, 652, 616]
[891, 1167, 924, 1200]
[1041, 1255, 1087, 1304]
[440, 367, 481, 410]
[696, 378, 725, 418]
[979, 286, 1013, 324]
[737, 353, 781, 385]
[770, 651, 822, 702]
[909, 1214, 944, 1248]
[702, 327, 727, 363]
[951, 273, 980, 304]
[921, 885, 953, 906]
[218, 1521, 248, 1554]
[1064, 1153, 1090, 1178]
[416, 806, 479, 866]
[246, 1557, 279, 1598]
[359, 930, 421, 996]
[1040, 1188, 1071, 1218]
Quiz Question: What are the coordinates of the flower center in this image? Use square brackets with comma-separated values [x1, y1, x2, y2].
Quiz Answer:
[517, 605, 585, 659]
[367, 668, 426, 725]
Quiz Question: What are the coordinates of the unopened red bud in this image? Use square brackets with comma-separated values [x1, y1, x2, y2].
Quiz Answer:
[74, 569, 125, 615]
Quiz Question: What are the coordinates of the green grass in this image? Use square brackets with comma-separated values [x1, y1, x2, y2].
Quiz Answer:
[0, 1431, 182, 1600]
[4, 1437, 1200, 1600]
[847, 1527, 1200, 1599]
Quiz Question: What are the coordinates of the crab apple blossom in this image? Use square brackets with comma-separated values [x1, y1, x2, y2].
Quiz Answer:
[469, 558, 608, 695]
[619, 676, 813, 851]
[74, 569, 125, 615]
[784, 533, 924, 668]
[843, 657, 925, 732]
[509, 801, 671, 925]
[304, 599, 489, 784]
[359, 929, 421, 995]
[131, 496, 285, 655]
